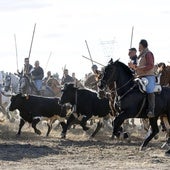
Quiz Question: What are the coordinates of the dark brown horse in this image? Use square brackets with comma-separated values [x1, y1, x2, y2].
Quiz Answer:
[84, 74, 98, 91]
[157, 62, 170, 87]
[46, 78, 62, 97]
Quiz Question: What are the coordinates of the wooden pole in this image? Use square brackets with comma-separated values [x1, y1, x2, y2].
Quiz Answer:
[28, 23, 36, 59]
[130, 26, 134, 48]
[14, 34, 19, 70]
[85, 40, 94, 65]
[45, 51, 52, 72]
[82, 55, 104, 67]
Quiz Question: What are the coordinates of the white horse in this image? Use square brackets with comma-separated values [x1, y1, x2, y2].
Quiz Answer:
[4, 72, 20, 93]
[0, 72, 20, 121]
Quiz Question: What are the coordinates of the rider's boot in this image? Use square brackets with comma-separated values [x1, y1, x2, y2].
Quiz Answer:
[147, 93, 155, 118]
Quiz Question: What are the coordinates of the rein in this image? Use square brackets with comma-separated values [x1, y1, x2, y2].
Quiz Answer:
[115, 78, 134, 92]
[116, 83, 136, 101]
[108, 78, 134, 98]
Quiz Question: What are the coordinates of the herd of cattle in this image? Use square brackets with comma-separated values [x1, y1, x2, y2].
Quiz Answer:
[0, 65, 170, 151]
[0, 78, 114, 140]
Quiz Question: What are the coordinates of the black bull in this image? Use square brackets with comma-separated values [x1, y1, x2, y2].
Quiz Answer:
[59, 84, 112, 138]
[9, 94, 70, 136]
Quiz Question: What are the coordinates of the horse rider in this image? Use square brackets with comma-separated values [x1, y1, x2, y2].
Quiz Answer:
[128, 47, 138, 126]
[17, 58, 33, 77]
[128, 39, 156, 118]
[61, 69, 74, 85]
[31, 60, 44, 93]
[43, 71, 53, 85]
[0, 71, 4, 90]
[128, 48, 138, 73]
[23, 58, 33, 76]
[71, 72, 76, 83]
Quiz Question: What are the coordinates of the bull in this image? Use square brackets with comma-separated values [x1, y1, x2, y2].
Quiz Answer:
[59, 83, 112, 138]
[9, 93, 70, 136]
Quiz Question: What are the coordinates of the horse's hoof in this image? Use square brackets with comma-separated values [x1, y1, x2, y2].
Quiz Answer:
[60, 133, 66, 139]
[36, 130, 41, 135]
[124, 132, 131, 143]
[154, 134, 159, 140]
[123, 132, 129, 139]
[139, 146, 144, 151]
[111, 135, 115, 140]
[139, 145, 147, 151]
[165, 149, 170, 156]
[83, 126, 90, 131]
[16, 133, 21, 137]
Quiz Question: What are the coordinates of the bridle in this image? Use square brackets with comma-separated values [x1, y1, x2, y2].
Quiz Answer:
[101, 68, 136, 101]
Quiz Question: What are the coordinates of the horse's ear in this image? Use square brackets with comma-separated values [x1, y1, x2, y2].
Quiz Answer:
[115, 58, 120, 63]
[109, 58, 113, 64]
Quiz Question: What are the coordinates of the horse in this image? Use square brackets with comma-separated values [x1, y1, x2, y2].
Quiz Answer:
[157, 62, 170, 87]
[98, 59, 170, 150]
[84, 74, 98, 91]
[4, 72, 20, 93]
[45, 78, 62, 97]
[18, 74, 56, 97]
[0, 72, 20, 121]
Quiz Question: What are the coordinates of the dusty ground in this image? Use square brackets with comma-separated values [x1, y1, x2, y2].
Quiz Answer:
[0, 118, 170, 170]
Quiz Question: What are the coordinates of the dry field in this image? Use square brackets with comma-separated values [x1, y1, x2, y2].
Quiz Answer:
[0, 118, 170, 170]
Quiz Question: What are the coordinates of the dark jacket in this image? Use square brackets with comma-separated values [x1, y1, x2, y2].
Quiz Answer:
[31, 67, 44, 80]
[61, 75, 74, 85]
[130, 55, 137, 65]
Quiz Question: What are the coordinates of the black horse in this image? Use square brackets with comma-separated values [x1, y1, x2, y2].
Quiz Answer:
[99, 59, 170, 150]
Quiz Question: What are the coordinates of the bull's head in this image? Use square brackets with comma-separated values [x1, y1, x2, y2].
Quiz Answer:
[9, 93, 29, 112]
[59, 83, 77, 105]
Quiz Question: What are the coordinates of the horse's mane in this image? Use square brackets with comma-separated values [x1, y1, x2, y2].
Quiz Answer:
[114, 60, 134, 78]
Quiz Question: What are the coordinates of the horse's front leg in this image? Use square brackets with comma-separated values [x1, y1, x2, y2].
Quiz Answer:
[112, 111, 129, 139]
[140, 118, 159, 150]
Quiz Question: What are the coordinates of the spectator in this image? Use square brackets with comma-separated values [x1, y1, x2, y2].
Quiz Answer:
[43, 71, 53, 84]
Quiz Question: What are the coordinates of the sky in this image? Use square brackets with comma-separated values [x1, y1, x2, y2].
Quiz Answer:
[0, 0, 170, 80]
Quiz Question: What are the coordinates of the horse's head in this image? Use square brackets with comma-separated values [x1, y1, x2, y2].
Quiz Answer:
[19, 75, 30, 94]
[4, 74, 11, 92]
[99, 59, 134, 91]
[157, 62, 166, 74]
[98, 59, 117, 90]
[45, 78, 62, 97]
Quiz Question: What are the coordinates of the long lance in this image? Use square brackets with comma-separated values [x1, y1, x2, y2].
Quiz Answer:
[62, 64, 66, 77]
[82, 55, 104, 67]
[85, 40, 94, 65]
[14, 34, 19, 70]
[130, 26, 134, 48]
[28, 23, 36, 59]
[45, 51, 52, 72]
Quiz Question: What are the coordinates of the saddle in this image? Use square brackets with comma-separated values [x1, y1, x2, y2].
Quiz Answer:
[135, 76, 162, 93]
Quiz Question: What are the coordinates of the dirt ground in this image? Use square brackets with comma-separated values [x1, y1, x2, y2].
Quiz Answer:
[0, 118, 170, 170]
